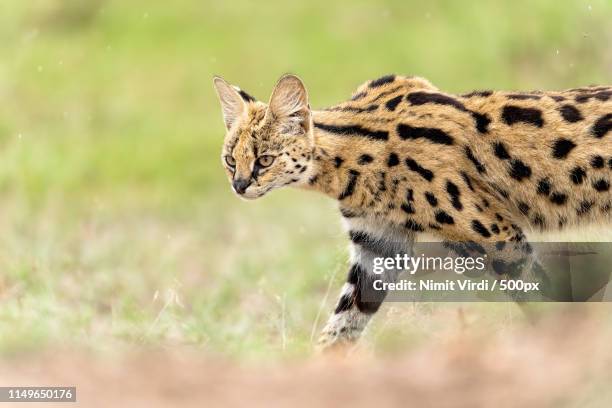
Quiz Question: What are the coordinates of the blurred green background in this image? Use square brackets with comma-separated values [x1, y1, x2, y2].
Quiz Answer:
[0, 0, 610, 358]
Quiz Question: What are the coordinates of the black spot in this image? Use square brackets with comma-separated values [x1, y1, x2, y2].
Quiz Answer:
[493, 142, 511, 160]
[501, 105, 544, 127]
[351, 91, 367, 101]
[349, 231, 389, 256]
[532, 214, 546, 228]
[357, 154, 374, 165]
[552, 138, 577, 159]
[406, 92, 467, 111]
[591, 155, 605, 169]
[334, 156, 344, 168]
[509, 159, 532, 181]
[405, 158, 434, 181]
[428, 224, 442, 230]
[593, 179, 610, 192]
[406, 189, 414, 202]
[482, 198, 490, 207]
[517, 201, 530, 215]
[425, 192, 438, 207]
[471, 220, 491, 238]
[405, 92, 489, 133]
[471, 112, 491, 133]
[370, 74, 396, 88]
[387, 152, 400, 167]
[549, 192, 568, 205]
[370, 86, 402, 102]
[446, 180, 463, 210]
[569, 166, 586, 184]
[609, 158, 612, 169]
[340, 208, 358, 218]
[465, 146, 486, 173]
[405, 219, 425, 232]
[490, 224, 500, 234]
[238, 89, 256, 102]
[576, 90, 611, 103]
[355, 290, 385, 314]
[397, 124, 454, 145]
[492, 260, 508, 275]
[495, 241, 506, 251]
[507, 94, 541, 100]
[314, 122, 389, 141]
[346, 264, 363, 285]
[558, 105, 583, 123]
[537, 178, 551, 195]
[401, 202, 415, 214]
[352, 268, 387, 314]
[334, 293, 354, 314]
[390, 178, 400, 193]
[592, 113, 612, 138]
[577, 200, 594, 216]
[551, 95, 566, 102]
[385, 95, 403, 111]
[327, 104, 379, 113]
[308, 175, 318, 185]
[495, 213, 504, 222]
[474, 203, 483, 212]
[460, 171, 474, 191]
[435, 210, 454, 224]
[461, 90, 493, 98]
[338, 169, 360, 200]
[465, 242, 486, 255]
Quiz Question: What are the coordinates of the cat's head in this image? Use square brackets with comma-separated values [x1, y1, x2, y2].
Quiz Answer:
[213, 74, 314, 200]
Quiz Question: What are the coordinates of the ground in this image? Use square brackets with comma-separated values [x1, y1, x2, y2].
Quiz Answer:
[3, 306, 612, 407]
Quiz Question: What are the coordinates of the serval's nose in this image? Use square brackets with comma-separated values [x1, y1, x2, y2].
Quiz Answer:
[232, 178, 252, 195]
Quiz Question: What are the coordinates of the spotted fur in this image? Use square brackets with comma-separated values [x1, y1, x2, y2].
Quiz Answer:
[214, 74, 611, 350]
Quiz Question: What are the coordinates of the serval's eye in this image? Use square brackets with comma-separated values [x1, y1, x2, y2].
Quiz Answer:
[224, 155, 236, 167]
[257, 155, 275, 168]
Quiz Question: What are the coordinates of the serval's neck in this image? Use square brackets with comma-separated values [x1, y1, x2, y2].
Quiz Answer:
[300, 109, 385, 205]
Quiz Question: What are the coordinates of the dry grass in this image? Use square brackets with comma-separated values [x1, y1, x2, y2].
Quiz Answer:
[2, 305, 611, 407]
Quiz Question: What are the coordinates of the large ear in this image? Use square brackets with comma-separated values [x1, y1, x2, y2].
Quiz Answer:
[267, 74, 311, 134]
[213, 76, 247, 130]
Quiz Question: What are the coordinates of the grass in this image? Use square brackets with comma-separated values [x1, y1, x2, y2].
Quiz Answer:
[0, 0, 610, 360]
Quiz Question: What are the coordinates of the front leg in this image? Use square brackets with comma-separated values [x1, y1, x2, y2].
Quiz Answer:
[317, 223, 414, 351]
[316, 258, 379, 350]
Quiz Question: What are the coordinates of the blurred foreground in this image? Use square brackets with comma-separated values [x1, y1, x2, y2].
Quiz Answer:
[2, 305, 611, 407]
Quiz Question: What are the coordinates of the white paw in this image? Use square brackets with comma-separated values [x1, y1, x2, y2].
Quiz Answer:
[315, 310, 370, 352]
